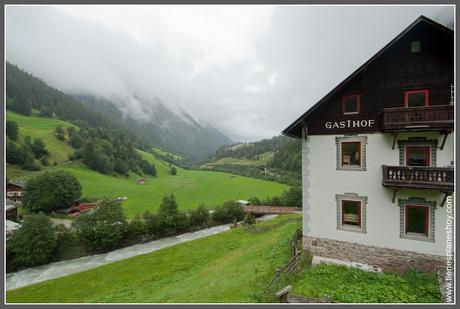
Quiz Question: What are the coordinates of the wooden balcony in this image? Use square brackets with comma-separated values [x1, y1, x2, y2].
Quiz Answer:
[382, 105, 454, 133]
[382, 165, 454, 192]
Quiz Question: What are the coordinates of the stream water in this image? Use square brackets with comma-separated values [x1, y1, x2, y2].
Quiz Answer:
[6, 214, 278, 291]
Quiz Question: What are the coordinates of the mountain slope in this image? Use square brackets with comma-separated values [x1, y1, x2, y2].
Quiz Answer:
[201, 135, 301, 185]
[73, 95, 233, 160]
[6, 112, 288, 217]
[6, 62, 233, 161]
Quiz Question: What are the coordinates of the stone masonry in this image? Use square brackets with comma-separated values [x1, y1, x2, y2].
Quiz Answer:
[303, 236, 444, 273]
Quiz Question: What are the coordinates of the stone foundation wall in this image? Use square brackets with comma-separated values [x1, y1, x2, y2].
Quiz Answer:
[304, 236, 444, 273]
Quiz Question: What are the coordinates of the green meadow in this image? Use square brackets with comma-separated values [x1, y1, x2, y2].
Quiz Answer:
[55, 161, 288, 217]
[7, 111, 76, 163]
[7, 214, 301, 303]
[6, 112, 289, 217]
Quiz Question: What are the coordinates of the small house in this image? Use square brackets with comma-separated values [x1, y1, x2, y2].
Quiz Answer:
[136, 178, 146, 185]
[6, 181, 25, 202]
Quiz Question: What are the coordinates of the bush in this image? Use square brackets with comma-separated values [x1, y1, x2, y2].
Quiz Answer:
[170, 167, 177, 175]
[175, 212, 191, 233]
[139, 159, 157, 177]
[248, 197, 262, 205]
[212, 201, 244, 224]
[127, 214, 149, 240]
[73, 200, 128, 252]
[243, 213, 256, 225]
[189, 205, 210, 228]
[6, 139, 35, 167]
[54, 224, 79, 258]
[55, 126, 66, 141]
[31, 138, 49, 158]
[69, 130, 84, 149]
[6, 120, 19, 141]
[143, 211, 166, 236]
[7, 214, 57, 268]
[22, 171, 82, 213]
[281, 186, 302, 207]
[158, 194, 189, 233]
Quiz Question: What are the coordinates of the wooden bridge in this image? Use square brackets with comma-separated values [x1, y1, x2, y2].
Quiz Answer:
[242, 205, 301, 215]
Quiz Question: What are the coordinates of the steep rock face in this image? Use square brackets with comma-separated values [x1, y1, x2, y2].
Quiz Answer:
[73, 94, 233, 160]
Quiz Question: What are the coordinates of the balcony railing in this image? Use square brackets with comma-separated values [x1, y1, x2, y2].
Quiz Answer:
[382, 105, 454, 132]
[382, 165, 454, 192]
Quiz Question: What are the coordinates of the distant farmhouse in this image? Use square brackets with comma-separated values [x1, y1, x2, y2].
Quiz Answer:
[283, 16, 453, 272]
[137, 178, 146, 185]
[6, 181, 25, 202]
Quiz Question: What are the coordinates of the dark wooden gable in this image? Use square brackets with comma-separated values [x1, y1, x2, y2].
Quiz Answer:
[283, 16, 453, 138]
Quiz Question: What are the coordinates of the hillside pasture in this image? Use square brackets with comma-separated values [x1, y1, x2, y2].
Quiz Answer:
[6, 112, 289, 218]
[7, 111, 76, 164]
[56, 162, 288, 217]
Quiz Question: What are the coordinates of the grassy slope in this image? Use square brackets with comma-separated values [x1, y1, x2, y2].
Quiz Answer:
[7, 111, 76, 163]
[152, 147, 183, 161]
[6, 113, 289, 217]
[289, 263, 441, 303]
[7, 214, 301, 303]
[56, 161, 288, 217]
[213, 151, 274, 166]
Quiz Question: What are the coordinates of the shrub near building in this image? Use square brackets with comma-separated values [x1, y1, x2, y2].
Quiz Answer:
[22, 171, 82, 213]
[73, 200, 128, 252]
[7, 214, 58, 268]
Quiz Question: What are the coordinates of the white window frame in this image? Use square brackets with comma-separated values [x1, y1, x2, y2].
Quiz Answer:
[336, 135, 367, 171]
[336, 193, 367, 234]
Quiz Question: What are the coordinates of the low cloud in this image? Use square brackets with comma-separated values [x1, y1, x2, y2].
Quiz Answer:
[6, 5, 453, 141]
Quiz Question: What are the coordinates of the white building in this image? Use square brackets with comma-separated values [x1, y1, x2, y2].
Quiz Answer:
[283, 16, 454, 272]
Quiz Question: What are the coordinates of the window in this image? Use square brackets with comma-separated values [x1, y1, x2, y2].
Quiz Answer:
[341, 142, 361, 167]
[405, 205, 429, 237]
[398, 138, 437, 167]
[336, 193, 367, 233]
[399, 197, 435, 242]
[406, 146, 431, 166]
[342, 95, 360, 114]
[342, 200, 361, 227]
[411, 40, 421, 53]
[336, 136, 367, 171]
[404, 89, 429, 107]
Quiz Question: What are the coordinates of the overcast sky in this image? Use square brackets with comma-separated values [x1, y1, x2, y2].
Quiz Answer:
[5, 5, 454, 142]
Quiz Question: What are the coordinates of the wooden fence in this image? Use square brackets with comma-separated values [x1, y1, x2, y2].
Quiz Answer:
[266, 227, 303, 289]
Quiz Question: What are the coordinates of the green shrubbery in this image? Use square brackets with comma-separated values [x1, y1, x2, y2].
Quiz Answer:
[73, 200, 128, 252]
[22, 171, 82, 213]
[7, 214, 58, 268]
[8, 195, 246, 270]
[6, 120, 19, 141]
[189, 205, 210, 228]
[249, 186, 302, 208]
[243, 213, 256, 225]
[212, 200, 245, 224]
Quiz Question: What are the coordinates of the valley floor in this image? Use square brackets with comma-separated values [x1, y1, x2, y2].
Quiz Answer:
[7, 214, 301, 303]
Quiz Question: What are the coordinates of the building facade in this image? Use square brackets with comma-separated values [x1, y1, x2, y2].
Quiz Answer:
[6, 182, 24, 202]
[283, 16, 454, 272]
